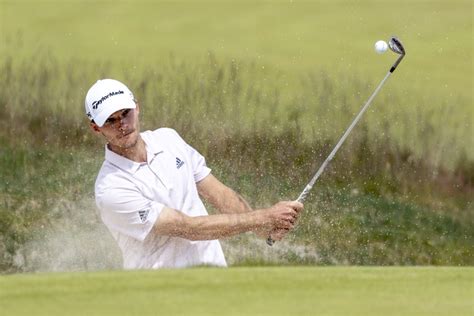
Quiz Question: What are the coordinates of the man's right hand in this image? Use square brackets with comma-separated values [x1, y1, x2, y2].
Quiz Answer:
[255, 201, 303, 240]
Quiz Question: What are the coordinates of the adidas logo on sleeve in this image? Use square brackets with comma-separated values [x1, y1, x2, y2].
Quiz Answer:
[138, 209, 150, 223]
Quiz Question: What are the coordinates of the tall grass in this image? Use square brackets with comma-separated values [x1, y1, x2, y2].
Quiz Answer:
[0, 53, 472, 272]
[1, 51, 472, 167]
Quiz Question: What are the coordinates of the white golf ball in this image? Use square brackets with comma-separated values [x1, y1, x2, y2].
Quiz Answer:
[374, 40, 388, 54]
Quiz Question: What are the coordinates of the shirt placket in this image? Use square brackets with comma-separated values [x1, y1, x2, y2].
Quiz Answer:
[146, 151, 168, 190]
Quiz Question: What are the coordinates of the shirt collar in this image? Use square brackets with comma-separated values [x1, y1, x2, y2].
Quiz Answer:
[141, 130, 164, 156]
[104, 131, 164, 174]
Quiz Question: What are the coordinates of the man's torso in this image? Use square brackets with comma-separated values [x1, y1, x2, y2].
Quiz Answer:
[95, 128, 227, 269]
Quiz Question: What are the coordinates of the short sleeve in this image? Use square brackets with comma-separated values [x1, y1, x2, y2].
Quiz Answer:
[96, 185, 164, 242]
[186, 143, 211, 182]
[165, 128, 211, 183]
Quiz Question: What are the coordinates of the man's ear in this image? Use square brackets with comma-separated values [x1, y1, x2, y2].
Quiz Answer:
[135, 101, 140, 113]
[89, 122, 101, 134]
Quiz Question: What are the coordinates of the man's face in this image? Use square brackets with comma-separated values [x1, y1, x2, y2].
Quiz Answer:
[91, 105, 141, 151]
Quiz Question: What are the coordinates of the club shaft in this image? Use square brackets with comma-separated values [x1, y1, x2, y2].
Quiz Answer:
[297, 70, 392, 203]
[267, 68, 398, 247]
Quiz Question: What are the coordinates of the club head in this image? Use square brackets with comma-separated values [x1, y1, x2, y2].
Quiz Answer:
[388, 37, 405, 55]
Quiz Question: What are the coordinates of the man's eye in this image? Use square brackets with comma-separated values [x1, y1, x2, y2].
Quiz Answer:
[123, 109, 131, 117]
[105, 118, 116, 124]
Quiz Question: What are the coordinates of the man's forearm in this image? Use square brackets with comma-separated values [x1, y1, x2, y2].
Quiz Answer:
[154, 202, 299, 242]
[197, 174, 253, 214]
[183, 211, 262, 240]
[216, 188, 252, 214]
[154, 207, 266, 241]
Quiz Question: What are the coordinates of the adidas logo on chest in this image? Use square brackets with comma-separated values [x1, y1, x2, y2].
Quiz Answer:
[176, 157, 185, 169]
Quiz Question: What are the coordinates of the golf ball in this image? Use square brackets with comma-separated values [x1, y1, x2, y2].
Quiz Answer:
[374, 40, 388, 54]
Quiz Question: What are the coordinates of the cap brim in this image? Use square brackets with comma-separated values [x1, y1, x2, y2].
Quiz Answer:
[94, 97, 136, 127]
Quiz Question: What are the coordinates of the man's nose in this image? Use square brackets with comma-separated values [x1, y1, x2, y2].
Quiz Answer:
[119, 117, 129, 130]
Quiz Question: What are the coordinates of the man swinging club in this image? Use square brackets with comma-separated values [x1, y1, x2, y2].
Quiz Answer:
[85, 79, 303, 269]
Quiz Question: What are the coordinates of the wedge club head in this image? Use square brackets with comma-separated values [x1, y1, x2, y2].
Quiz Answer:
[388, 36, 406, 73]
[389, 36, 406, 55]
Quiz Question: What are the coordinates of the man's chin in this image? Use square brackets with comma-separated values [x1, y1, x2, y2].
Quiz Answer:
[122, 138, 139, 149]
[111, 133, 138, 150]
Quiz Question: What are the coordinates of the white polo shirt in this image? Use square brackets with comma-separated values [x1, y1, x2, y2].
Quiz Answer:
[95, 128, 227, 269]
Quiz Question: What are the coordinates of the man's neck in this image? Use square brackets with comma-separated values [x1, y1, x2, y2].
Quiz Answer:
[108, 136, 147, 163]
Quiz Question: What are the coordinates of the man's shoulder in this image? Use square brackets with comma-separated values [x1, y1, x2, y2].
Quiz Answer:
[95, 162, 133, 193]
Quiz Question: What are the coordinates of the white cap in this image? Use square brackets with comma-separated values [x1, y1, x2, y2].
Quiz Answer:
[85, 79, 136, 127]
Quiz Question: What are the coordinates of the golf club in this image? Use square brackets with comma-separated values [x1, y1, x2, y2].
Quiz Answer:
[267, 36, 406, 246]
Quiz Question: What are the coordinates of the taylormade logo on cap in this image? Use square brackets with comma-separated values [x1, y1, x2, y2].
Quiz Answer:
[85, 79, 136, 127]
[92, 90, 125, 109]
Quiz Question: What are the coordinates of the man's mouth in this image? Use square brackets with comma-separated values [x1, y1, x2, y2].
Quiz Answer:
[120, 130, 135, 138]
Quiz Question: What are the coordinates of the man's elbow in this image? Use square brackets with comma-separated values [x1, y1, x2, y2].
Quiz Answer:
[153, 209, 206, 241]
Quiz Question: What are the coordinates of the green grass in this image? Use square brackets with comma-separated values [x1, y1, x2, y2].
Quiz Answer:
[0, 267, 472, 316]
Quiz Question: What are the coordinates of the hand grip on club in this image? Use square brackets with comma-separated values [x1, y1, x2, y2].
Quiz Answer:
[266, 193, 308, 246]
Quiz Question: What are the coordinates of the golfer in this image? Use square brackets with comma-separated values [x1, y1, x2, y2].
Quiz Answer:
[85, 79, 303, 269]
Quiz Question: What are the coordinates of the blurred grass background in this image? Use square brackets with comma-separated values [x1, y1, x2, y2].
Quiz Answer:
[0, 0, 472, 272]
